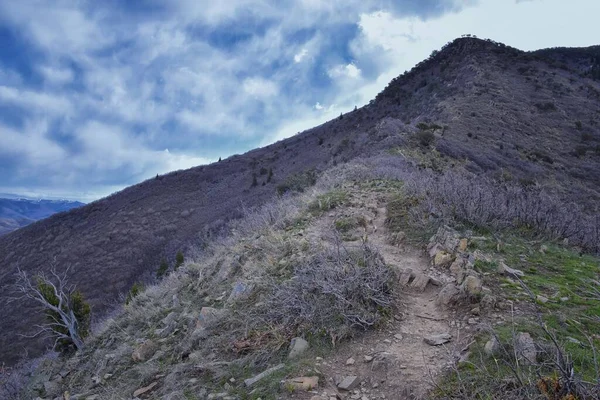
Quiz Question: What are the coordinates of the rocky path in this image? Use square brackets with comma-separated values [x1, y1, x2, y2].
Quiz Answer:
[287, 189, 471, 400]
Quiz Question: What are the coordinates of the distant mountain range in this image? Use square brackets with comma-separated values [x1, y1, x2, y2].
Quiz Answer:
[0, 197, 84, 236]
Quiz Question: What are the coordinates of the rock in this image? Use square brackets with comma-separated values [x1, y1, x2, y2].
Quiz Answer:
[498, 262, 524, 277]
[458, 238, 468, 252]
[461, 275, 482, 296]
[515, 332, 537, 364]
[484, 337, 500, 356]
[480, 294, 497, 310]
[133, 381, 158, 397]
[449, 258, 466, 280]
[283, 376, 319, 391]
[43, 380, 61, 398]
[244, 364, 285, 387]
[162, 312, 178, 326]
[394, 334, 403, 341]
[337, 376, 359, 391]
[424, 333, 452, 346]
[197, 307, 224, 328]
[433, 251, 454, 268]
[428, 243, 443, 258]
[288, 337, 309, 359]
[536, 295, 549, 304]
[346, 357, 355, 365]
[364, 355, 373, 363]
[471, 307, 480, 315]
[207, 393, 228, 400]
[228, 281, 253, 302]
[410, 273, 430, 291]
[399, 268, 413, 286]
[436, 284, 461, 306]
[467, 318, 477, 325]
[132, 340, 158, 362]
[172, 294, 180, 308]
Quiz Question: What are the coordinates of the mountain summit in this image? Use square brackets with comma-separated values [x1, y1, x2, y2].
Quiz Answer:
[1, 37, 599, 367]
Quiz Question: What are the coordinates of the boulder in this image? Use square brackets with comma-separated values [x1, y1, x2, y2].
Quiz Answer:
[449, 258, 466, 278]
[461, 275, 482, 296]
[288, 337, 309, 359]
[484, 337, 500, 356]
[458, 238, 468, 252]
[436, 284, 461, 306]
[516, 332, 537, 364]
[498, 262, 524, 277]
[424, 333, 452, 346]
[337, 376, 359, 391]
[131, 340, 158, 362]
[433, 251, 454, 268]
[227, 281, 254, 302]
[197, 307, 224, 329]
[480, 294, 497, 310]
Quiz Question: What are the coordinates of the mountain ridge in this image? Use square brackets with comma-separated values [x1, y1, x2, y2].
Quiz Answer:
[1, 36, 599, 366]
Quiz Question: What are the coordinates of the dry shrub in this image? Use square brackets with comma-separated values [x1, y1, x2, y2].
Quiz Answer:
[260, 244, 397, 341]
[401, 171, 600, 253]
[208, 243, 398, 367]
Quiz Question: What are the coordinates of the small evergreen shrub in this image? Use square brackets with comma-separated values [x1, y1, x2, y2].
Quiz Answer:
[156, 259, 169, 278]
[174, 251, 184, 270]
[125, 282, 144, 305]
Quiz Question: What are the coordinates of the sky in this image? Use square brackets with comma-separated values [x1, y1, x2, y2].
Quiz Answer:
[0, 0, 598, 201]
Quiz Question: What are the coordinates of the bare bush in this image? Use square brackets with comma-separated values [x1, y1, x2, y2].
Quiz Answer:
[207, 243, 398, 368]
[259, 243, 397, 341]
[401, 170, 600, 253]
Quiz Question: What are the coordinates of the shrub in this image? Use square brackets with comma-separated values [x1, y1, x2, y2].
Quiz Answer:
[334, 217, 358, 233]
[416, 130, 435, 147]
[125, 282, 144, 305]
[37, 280, 91, 353]
[276, 169, 317, 195]
[535, 102, 557, 111]
[156, 259, 169, 278]
[174, 251, 184, 270]
[574, 145, 589, 157]
[401, 171, 600, 253]
[258, 245, 397, 342]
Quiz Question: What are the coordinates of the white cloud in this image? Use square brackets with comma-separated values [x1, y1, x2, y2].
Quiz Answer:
[0, 0, 598, 200]
[0, 85, 72, 115]
[294, 48, 309, 63]
[243, 77, 279, 98]
[328, 63, 362, 79]
[38, 65, 74, 85]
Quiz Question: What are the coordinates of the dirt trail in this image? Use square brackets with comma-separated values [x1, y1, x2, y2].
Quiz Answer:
[289, 188, 470, 400]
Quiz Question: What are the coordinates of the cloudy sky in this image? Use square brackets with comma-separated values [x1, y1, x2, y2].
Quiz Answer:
[0, 0, 597, 201]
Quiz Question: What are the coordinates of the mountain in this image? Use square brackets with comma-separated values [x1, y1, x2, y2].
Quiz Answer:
[1, 37, 599, 367]
[0, 198, 85, 236]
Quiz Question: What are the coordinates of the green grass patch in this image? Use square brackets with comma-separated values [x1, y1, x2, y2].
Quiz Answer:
[308, 190, 348, 214]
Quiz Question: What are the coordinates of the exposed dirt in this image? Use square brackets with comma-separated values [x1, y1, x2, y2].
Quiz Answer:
[285, 188, 476, 400]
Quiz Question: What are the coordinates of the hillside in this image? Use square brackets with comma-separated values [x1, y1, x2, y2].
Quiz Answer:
[1, 36, 600, 368]
[0, 198, 84, 236]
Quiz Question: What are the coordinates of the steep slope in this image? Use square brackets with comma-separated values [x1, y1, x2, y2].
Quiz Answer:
[1, 37, 599, 366]
[0, 198, 84, 236]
